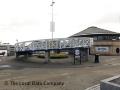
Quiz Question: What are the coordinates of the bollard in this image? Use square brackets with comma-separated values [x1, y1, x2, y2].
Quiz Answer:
[94, 54, 99, 63]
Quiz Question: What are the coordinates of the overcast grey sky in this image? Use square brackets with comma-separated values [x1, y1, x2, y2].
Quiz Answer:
[0, 0, 120, 44]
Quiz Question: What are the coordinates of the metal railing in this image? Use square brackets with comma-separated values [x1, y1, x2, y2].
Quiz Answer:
[15, 37, 93, 52]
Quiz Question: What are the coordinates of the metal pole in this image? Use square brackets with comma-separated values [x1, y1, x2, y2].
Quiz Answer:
[50, 0, 55, 50]
[52, 0, 53, 41]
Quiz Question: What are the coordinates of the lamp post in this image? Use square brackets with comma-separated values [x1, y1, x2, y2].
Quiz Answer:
[50, 0, 55, 50]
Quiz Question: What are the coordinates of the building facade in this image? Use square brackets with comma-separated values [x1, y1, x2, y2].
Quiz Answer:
[70, 26, 120, 56]
[0, 44, 15, 56]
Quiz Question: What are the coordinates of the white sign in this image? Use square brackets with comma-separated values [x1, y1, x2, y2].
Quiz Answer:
[75, 49, 80, 56]
[95, 47, 109, 52]
[50, 21, 55, 32]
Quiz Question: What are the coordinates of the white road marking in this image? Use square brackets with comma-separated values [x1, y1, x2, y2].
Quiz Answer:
[0, 65, 11, 68]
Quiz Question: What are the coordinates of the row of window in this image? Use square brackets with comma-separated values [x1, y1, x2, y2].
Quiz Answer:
[94, 36, 120, 40]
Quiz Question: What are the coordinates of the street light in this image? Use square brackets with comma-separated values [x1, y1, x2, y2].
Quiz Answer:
[50, 0, 55, 50]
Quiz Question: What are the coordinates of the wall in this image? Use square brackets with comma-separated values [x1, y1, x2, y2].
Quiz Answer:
[90, 40, 120, 56]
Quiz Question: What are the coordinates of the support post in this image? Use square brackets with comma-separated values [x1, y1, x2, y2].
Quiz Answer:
[74, 48, 81, 65]
[74, 52, 75, 64]
[16, 52, 19, 58]
[24, 53, 28, 59]
[44, 50, 50, 64]
[80, 53, 81, 64]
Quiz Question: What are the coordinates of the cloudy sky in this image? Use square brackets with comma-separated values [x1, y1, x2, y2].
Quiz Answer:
[0, 0, 120, 44]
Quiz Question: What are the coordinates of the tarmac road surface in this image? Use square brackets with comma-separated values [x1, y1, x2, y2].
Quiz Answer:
[0, 56, 119, 90]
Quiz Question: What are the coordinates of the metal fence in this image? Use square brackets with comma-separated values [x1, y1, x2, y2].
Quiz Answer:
[15, 37, 93, 52]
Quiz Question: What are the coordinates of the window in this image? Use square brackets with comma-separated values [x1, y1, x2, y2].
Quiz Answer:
[116, 48, 119, 54]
